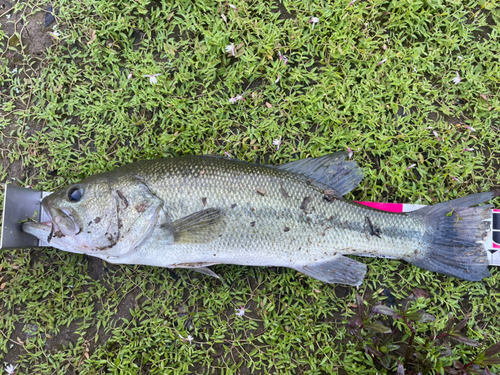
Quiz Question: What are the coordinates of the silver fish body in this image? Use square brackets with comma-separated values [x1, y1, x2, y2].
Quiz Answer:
[23, 154, 495, 285]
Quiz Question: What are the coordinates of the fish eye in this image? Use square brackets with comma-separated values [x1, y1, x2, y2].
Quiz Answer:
[67, 186, 84, 202]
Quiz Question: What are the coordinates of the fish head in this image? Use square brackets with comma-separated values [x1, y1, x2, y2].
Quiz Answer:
[23, 173, 164, 258]
[23, 175, 120, 252]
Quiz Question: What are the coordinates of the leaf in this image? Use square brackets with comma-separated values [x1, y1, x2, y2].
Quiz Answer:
[485, 342, 500, 358]
[454, 317, 469, 332]
[0, 282, 6, 290]
[87, 30, 96, 45]
[365, 344, 383, 357]
[413, 288, 428, 299]
[449, 333, 480, 347]
[355, 294, 365, 318]
[416, 312, 435, 323]
[480, 94, 489, 102]
[371, 304, 396, 316]
[364, 321, 392, 334]
[265, 102, 272, 108]
[167, 12, 174, 21]
[482, 357, 500, 365]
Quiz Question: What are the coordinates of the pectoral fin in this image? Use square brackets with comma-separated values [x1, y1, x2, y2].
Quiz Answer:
[294, 256, 367, 286]
[161, 208, 225, 244]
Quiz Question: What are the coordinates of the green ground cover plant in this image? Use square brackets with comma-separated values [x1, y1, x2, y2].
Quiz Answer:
[0, 0, 500, 373]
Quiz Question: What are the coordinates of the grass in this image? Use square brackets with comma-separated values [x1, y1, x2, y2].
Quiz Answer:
[1, 0, 500, 373]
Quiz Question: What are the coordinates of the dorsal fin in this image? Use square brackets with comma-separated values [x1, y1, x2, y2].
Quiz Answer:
[276, 152, 364, 196]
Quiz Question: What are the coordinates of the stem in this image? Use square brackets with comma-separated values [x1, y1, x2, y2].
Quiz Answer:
[404, 331, 416, 368]
[403, 317, 416, 333]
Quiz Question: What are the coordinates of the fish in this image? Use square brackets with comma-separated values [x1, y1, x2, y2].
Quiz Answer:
[22, 153, 496, 286]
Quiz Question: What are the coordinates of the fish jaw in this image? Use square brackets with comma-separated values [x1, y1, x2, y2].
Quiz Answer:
[22, 220, 86, 254]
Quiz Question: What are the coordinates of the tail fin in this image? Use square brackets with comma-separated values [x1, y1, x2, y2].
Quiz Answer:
[409, 191, 498, 281]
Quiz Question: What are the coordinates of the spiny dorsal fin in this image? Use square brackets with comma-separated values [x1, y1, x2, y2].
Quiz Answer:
[276, 152, 364, 196]
[161, 208, 225, 244]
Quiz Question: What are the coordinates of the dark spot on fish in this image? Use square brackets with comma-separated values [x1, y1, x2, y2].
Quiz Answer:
[306, 179, 313, 185]
[284, 227, 290, 232]
[47, 222, 55, 243]
[250, 221, 255, 227]
[135, 202, 148, 212]
[118, 219, 123, 229]
[87, 231, 91, 234]
[116, 190, 129, 208]
[53, 230, 64, 238]
[250, 207, 255, 211]
[300, 196, 312, 211]
[256, 188, 265, 196]
[94, 217, 101, 223]
[88, 221, 92, 226]
[231, 203, 237, 209]
[330, 215, 335, 220]
[202, 197, 207, 206]
[280, 182, 290, 198]
[414, 249, 418, 254]
[364, 216, 381, 238]
[323, 190, 337, 202]
[75, 228, 82, 235]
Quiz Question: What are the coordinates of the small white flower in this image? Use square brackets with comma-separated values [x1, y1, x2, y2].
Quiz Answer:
[347, 147, 353, 159]
[433, 130, 439, 141]
[407, 164, 416, 170]
[309, 17, 319, 30]
[413, 67, 417, 72]
[465, 126, 475, 132]
[229, 94, 245, 104]
[11, 68, 17, 74]
[452, 71, 461, 85]
[221, 13, 227, 22]
[6, 14, 11, 19]
[278, 51, 289, 65]
[451, 175, 460, 182]
[225, 43, 236, 56]
[272, 136, 282, 150]
[349, 0, 357, 5]
[463, 148, 474, 151]
[5, 364, 17, 375]
[224, 151, 232, 158]
[143, 74, 161, 85]
[179, 334, 193, 343]
[377, 59, 387, 66]
[236, 306, 246, 317]
[48, 30, 60, 39]
[275, 75, 280, 84]
[127, 73, 133, 79]
[458, 56, 463, 61]
[229, 4, 238, 10]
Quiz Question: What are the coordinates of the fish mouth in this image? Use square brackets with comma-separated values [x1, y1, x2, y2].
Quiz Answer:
[22, 200, 81, 243]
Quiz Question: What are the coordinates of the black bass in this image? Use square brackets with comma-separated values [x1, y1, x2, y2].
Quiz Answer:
[22, 153, 496, 286]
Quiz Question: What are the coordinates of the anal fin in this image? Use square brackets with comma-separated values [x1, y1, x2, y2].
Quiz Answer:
[171, 262, 221, 279]
[294, 256, 367, 286]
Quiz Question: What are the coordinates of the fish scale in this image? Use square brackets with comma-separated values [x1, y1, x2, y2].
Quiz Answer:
[22, 153, 495, 285]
